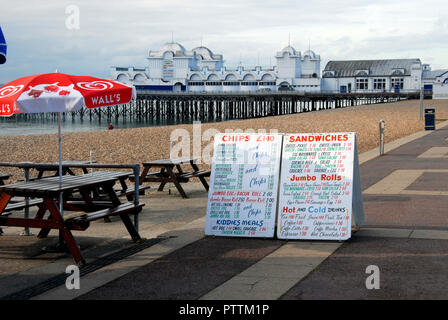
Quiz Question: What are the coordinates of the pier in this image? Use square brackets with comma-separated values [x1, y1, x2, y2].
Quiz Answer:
[4, 91, 426, 124]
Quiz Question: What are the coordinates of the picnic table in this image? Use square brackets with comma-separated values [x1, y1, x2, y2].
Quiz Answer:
[27, 161, 95, 180]
[137, 158, 210, 198]
[0, 172, 144, 265]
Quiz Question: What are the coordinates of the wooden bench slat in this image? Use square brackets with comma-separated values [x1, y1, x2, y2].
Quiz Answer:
[4, 199, 43, 212]
[65, 203, 144, 229]
[115, 185, 151, 197]
[178, 170, 211, 179]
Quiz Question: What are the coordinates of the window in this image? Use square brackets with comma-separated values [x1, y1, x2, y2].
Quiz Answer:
[205, 81, 222, 86]
[373, 78, 386, 90]
[391, 78, 404, 89]
[356, 78, 368, 90]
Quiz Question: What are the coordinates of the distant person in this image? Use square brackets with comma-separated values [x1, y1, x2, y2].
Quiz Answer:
[108, 123, 114, 130]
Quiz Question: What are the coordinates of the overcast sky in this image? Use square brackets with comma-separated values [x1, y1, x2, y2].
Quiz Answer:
[0, 0, 447, 82]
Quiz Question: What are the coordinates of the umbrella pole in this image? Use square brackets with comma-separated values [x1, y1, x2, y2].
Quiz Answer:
[40, 113, 67, 253]
[58, 112, 64, 245]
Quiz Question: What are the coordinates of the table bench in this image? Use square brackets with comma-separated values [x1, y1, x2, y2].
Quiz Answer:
[65, 202, 144, 236]
[63, 171, 150, 202]
[0, 173, 143, 265]
[136, 158, 210, 198]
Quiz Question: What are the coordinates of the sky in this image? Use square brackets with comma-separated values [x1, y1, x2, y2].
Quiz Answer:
[0, 0, 448, 83]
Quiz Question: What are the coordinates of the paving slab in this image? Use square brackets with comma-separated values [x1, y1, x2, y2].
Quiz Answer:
[354, 228, 413, 238]
[201, 241, 341, 300]
[281, 235, 448, 300]
[76, 237, 284, 300]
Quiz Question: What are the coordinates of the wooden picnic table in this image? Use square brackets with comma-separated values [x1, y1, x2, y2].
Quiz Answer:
[0, 173, 144, 265]
[137, 158, 210, 198]
[29, 161, 95, 180]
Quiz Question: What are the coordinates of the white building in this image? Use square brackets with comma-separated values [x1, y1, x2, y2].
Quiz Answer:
[111, 42, 321, 92]
[429, 69, 448, 99]
[321, 59, 424, 93]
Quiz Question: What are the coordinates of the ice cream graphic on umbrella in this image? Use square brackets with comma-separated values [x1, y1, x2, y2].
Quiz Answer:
[26, 83, 75, 98]
[17, 82, 83, 113]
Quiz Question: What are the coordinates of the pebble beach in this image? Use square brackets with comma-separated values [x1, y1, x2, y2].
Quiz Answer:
[1, 99, 447, 180]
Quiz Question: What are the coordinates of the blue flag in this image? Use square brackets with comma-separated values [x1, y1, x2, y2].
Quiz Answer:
[0, 26, 6, 64]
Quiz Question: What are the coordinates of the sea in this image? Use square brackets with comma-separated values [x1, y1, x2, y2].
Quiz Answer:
[0, 117, 180, 136]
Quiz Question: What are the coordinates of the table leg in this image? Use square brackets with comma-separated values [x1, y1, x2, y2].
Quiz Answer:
[101, 182, 141, 241]
[98, 183, 119, 223]
[191, 162, 209, 191]
[66, 168, 76, 176]
[35, 204, 52, 238]
[119, 213, 141, 242]
[0, 193, 12, 235]
[139, 165, 151, 185]
[157, 168, 167, 191]
[44, 198, 85, 265]
[100, 182, 122, 207]
[166, 166, 188, 198]
[0, 192, 12, 213]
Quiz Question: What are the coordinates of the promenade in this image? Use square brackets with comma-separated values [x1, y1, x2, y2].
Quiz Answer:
[1, 120, 448, 300]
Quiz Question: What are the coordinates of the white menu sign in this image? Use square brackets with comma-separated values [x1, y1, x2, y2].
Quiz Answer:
[277, 132, 364, 240]
[205, 133, 282, 238]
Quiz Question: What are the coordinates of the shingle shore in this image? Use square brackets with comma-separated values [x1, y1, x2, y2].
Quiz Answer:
[1, 99, 446, 181]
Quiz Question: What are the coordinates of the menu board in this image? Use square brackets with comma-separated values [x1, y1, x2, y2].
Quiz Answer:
[277, 132, 363, 240]
[205, 133, 282, 238]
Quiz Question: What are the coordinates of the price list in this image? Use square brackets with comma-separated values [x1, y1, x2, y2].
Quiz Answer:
[277, 133, 356, 240]
[205, 133, 282, 238]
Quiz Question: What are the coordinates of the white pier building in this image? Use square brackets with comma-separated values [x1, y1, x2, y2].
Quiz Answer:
[111, 42, 321, 93]
[111, 41, 445, 96]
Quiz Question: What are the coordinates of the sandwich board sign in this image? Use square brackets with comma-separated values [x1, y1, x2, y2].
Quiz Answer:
[205, 133, 282, 238]
[276, 132, 364, 240]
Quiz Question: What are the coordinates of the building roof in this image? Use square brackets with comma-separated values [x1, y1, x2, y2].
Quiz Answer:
[192, 46, 223, 61]
[303, 50, 317, 59]
[276, 46, 300, 57]
[323, 59, 421, 77]
[422, 69, 448, 79]
[149, 42, 189, 58]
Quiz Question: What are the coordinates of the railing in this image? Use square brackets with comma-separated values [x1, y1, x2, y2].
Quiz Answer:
[135, 89, 421, 97]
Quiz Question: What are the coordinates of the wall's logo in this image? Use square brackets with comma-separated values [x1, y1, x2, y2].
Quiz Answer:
[0, 85, 24, 98]
[76, 81, 114, 91]
[65, 5, 80, 30]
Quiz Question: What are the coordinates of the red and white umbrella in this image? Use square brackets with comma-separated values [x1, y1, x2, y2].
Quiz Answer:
[0, 72, 135, 116]
[0, 72, 136, 215]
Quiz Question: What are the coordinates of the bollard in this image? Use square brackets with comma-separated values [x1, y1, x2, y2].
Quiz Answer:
[379, 120, 385, 156]
[424, 108, 435, 130]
